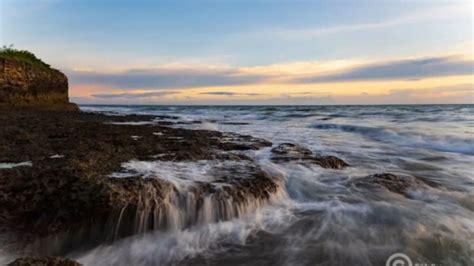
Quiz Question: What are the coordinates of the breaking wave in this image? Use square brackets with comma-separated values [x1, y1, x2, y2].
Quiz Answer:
[311, 123, 474, 155]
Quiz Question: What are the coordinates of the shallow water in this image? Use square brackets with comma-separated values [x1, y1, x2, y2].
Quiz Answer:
[0, 161, 32, 169]
[19, 105, 474, 265]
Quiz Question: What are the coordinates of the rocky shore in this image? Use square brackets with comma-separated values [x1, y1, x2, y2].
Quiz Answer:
[0, 50, 297, 264]
[0, 111, 278, 247]
[0, 109, 442, 265]
[0, 49, 458, 266]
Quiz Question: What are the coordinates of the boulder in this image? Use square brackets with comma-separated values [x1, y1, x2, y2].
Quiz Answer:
[271, 143, 348, 169]
[350, 173, 427, 195]
[218, 132, 273, 151]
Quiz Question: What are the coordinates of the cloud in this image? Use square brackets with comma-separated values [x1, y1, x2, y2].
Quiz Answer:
[193, 84, 473, 105]
[73, 83, 473, 105]
[69, 54, 473, 94]
[388, 83, 473, 97]
[328, 83, 474, 105]
[268, 3, 469, 39]
[68, 67, 268, 90]
[274, 18, 409, 39]
[288, 92, 320, 95]
[294, 56, 473, 83]
[91, 91, 178, 99]
[199, 91, 265, 96]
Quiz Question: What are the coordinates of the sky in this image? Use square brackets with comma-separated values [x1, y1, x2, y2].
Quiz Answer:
[1, 0, 473, 105]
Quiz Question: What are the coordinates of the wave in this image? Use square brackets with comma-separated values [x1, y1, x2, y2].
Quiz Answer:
[75, 205, 294, 266]
[200, 121, 220, 131]
[279, 113, 318, 118]
[311, 123, 474, 155]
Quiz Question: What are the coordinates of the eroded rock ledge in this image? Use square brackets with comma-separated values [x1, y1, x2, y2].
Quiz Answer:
[349, 173, 429, 196]
[271, 143, 349, 169]
[0, 110, 282, 256]
[0, 110, 354, 258]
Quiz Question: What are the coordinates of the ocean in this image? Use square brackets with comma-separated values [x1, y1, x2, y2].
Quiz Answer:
[77, 104, 474, 265]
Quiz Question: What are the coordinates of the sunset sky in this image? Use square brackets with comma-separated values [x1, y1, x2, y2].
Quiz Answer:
[1, 0, 473, 105]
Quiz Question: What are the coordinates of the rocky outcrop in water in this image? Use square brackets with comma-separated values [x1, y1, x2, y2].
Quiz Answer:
[271, 143, 348, 169]
[0, 57, 77, 111]
[0, 110, 283, 256]
[350, 173, 428, 196]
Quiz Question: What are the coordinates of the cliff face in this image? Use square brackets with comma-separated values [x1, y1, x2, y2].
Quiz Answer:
[0, 58, 77, 110]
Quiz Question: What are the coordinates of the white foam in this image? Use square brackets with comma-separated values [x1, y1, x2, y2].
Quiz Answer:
[110, 160, 248, 190]
[200, 121, 219, 131]
[151, 153, 173, 158]
[107, 121, 154, 126]
[73, 105, 474, 265]
[75, 205, 295, 266]
[166, 136, 183, 140]
[0, 161, 32, 169]
[50, 154, 65, 159]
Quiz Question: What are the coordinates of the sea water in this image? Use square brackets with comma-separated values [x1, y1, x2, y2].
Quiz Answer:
[48, 105, 474, 265]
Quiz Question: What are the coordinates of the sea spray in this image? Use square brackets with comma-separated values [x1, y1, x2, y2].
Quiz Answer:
[75, 204, 296, 266]
[9, 104, 473, 265]
[310, 123, 474, 155]
[24, 159, 287, 256]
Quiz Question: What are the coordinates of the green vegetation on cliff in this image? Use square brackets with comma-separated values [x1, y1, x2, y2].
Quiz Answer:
[0, 45, 51, 69]
[0, 45, 78, 110]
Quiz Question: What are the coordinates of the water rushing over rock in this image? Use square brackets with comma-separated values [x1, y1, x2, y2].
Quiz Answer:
[108, 159, 288, 234]
[0, 111, 286, 262]
[2, 105, 473, 266]
[19, 159, 287, 256]
[73, 105, 473, 266]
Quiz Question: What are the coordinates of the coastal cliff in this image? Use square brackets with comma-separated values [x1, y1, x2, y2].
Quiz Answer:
[0, 50, 77, 111]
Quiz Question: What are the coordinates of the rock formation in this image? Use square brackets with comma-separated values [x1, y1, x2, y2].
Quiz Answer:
[0, 56, 77, 111]
[0, 111, 285, 256]
[350, 173, 428, 196]
[271, 143, 349, 169]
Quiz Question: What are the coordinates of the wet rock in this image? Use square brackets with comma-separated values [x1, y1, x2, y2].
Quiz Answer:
[270, 143, 348, 169]
[219, 122, 251, 125]
[175, 120, 202, 124]
[0, 110, 280, 255]
[210, 161, 280, 200]
[8, 256, 80, 266]
[105, 114, 156, 123]
[351, 173, 427, 195]
[271, 143, 313, 156]
[26, 160, 283, 255]
[154, 115, 180, 120]
[154, 119, 203, 125]
[218, 133, 272, 151]
[155, 120, 175, 126]
[317, 117, 332, 121]
[312, 155, 350, 169]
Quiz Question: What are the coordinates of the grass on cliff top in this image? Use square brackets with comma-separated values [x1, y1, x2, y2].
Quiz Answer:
[0, 45, 51, 69]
